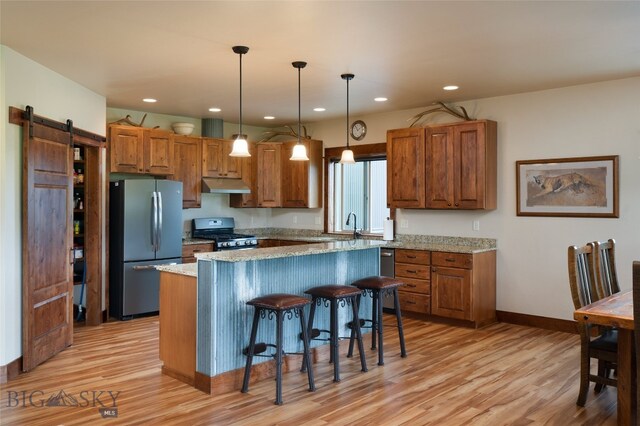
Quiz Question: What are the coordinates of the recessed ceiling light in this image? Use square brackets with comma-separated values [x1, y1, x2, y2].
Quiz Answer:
[374, 97, 388, 102]
[209, 107, 221, 112]
[313, 107, 326, 112]
[143, 98, 157, 103]
[443, 85, 459, 91]
[264, 116, 275, 120]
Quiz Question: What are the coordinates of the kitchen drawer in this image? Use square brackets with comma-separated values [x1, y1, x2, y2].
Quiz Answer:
[399, 277, 430, 295]
[182, 243, 215, 259]
[432, 252, 472, 269]
[398, 291, 430, 314]
[395, 249, 430, 265]
[395, 262, 430, 280]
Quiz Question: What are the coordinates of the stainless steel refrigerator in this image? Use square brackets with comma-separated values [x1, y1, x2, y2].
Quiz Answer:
[109, 179, 183, 320]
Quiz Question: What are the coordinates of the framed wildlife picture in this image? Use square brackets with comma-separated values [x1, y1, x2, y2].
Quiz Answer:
[516, 155, 619, 217]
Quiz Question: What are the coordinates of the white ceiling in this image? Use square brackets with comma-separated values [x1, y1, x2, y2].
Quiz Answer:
[2, 1, 640, 127]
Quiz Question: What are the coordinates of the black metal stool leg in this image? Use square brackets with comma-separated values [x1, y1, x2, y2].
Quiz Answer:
[301, 297, 317, 373]
[298, 307, 315, 391]
[347, 293, 362, 358]
[331, 298, 340, 382]
[371, 291, 378, 350]
[377, 290, 384, 365]
[351, 295, 368, 372]
[242, 308, 261, 393]
[275, 310, 284, 405]
[393, 288, 407, 358]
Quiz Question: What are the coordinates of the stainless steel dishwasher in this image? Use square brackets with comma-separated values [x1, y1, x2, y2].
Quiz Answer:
[380, 248, 395, 310]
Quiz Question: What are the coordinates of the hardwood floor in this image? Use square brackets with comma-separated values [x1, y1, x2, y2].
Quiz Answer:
[0, 315, 617, 425]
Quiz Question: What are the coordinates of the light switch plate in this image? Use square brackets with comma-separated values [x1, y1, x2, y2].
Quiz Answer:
[473, 220, 480, 231]
[400, 219, 409, 228]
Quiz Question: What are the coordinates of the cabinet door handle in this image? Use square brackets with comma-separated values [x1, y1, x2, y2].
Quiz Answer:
[407, 284, 417, 288]
[406, 301, 417, 305]
[455, 203, 459, 207]
[381, 252, 393, 257]
[407, 255, 416, 259]
[192, 249, 202, 253]
[407, 270, 417, 274]
[432, 268, 436, 272]
[447, 203, 451, 206]
[445, 258, 456, 262]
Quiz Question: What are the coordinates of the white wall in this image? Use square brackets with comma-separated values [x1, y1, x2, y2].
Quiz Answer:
[307, 77, 640, 320]
[0, 45, 106, 366]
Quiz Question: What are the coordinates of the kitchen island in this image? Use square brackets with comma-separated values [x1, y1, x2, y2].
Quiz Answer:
[158, 239, 384, 394]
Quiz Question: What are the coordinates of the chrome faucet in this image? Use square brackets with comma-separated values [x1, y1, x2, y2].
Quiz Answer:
[345, 212, 360, 239]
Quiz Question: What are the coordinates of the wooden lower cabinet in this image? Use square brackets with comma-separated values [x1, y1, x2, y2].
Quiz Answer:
[159, 271, 196, 385]
[258, 239, 309, 248]
[182, 242, 215, 263]
[393, 248, 496, 327]
[395, 249, 431, 314]
[431, 250, 496, 327]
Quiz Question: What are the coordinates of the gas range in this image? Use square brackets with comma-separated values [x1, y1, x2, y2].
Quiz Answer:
[191, 217, 258, 251]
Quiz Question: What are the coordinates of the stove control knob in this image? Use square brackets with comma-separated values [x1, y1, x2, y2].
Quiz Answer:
[228, 241, 236, 247]
[219, 242, 228, 248]
[250, 239, 258, 245]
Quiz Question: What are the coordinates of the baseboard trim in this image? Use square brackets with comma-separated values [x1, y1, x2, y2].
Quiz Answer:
[0, 356, 22, 384]
[193, 343, 332, 395]
[497, 310, 578, 334]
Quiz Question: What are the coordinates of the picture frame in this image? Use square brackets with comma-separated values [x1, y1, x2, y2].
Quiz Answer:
[516, 155, 619, 218]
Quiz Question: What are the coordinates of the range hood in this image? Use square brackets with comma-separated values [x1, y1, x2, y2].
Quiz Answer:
[201, 177, 251, 194]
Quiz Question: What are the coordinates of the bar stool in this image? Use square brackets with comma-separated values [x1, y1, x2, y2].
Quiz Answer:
[302, 285, 367, 382]
[241, 293, 315, 405]
[347, 276, 407, 365]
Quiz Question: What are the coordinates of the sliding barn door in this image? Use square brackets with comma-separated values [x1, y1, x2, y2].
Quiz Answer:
[22, 121, 74, 372]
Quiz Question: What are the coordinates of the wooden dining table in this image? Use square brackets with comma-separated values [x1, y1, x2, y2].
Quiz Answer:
[574, 290, 636, 425]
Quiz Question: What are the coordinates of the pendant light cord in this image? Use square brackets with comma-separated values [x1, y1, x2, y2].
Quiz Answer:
[346, 77, 350, 149]
[298, 65, 301, 144]
[239, 51, 243, 138]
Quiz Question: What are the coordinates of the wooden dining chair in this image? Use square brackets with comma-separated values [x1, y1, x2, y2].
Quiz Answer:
[568, 243, 618, 406]
[633, 261, 640, 417]
[593, 239, 620, 299]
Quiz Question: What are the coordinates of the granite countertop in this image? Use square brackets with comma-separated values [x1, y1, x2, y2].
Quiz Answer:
[182, 238, 216, 246]
[156, 262, 197, 277]
[196, 239, 386, 262]
[237, 228, 496, 254]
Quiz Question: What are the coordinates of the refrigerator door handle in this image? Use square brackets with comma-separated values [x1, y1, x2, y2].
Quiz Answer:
[157, 191, 163, 251]
[151, 191, 158, 251]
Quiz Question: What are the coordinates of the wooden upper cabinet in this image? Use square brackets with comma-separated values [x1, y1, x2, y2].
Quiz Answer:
[108, 125, 174, 175]
[144, 129, 174, 175]
[281, 139, 323, 208]
[387, 128, 426, 208]
[387, 120, 497, 210]
[425, 126, 455, 208]
[426, 120, 496, 210]
[171, 135, 202, 208]
[202, 138, 241, 179]
[229, 142, 257, 208]
[256, 143, 282, 207]
[109, 125, 144, 173]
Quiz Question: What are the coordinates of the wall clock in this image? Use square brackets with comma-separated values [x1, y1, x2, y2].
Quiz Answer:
[350, 120, 367, 141]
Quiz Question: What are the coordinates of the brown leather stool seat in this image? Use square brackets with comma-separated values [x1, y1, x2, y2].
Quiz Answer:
[303, 285, 367, 382]
[348, 276, 407, 365]
[241, 293, 315, 405]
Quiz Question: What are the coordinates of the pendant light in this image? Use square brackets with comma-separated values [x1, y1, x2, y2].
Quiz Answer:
[340, 73, 355, 164]
[230, 46, 251, 157]
[290, 61, 309, 161]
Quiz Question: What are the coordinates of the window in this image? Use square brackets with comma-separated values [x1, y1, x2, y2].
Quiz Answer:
[331, 159, 389, 234]
[324, 142, 390, 235]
